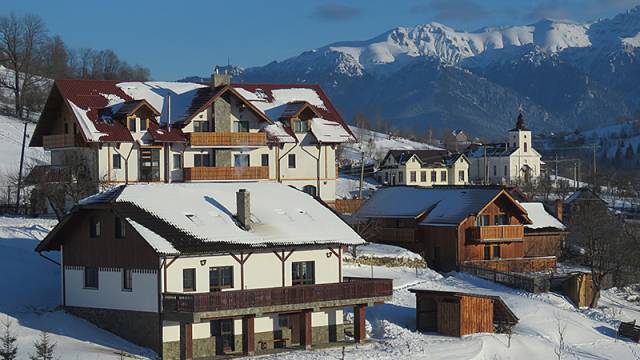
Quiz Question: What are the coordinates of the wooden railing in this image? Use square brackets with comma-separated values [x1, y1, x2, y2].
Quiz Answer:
[42, 134, 82, 149]
[183, 166, 269, 181]
[163, 278, 393, 313]
[187, 132, 267, 147]
[469, 225, 524, 241]
[376, 227, 416, 242]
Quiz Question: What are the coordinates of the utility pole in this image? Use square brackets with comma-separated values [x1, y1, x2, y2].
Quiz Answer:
[592, 143, 597, 190]
[358, 151, 365, 199]
[15, 121, 27, 209]
[555, 153, 558, 187]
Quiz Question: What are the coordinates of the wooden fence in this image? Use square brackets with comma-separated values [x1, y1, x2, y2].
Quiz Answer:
[334, 199, 365, 214]
[464, 257, 557, 273]
[461, 263, 552, 294]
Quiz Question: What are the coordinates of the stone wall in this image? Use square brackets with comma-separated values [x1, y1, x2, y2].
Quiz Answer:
[65, 306, 160, 353]
[162, 324, 344, 360]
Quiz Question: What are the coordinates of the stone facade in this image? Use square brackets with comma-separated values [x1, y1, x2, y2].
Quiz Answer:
[65, 306, 161, 353]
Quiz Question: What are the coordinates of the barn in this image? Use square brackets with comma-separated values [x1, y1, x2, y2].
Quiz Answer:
[409, 289, 518, 337]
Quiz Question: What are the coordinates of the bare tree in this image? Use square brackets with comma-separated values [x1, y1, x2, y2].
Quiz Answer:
[553, 316, 567, 360]
[0, 13, 47, 118]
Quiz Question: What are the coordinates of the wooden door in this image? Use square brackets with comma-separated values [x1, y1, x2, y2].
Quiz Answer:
[289, 314, 301, 345]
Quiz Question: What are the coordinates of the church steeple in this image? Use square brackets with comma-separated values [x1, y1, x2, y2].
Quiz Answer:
[512, 112, 528, 131]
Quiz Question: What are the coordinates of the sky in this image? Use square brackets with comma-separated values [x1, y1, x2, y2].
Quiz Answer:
[3, 0, 639, 80]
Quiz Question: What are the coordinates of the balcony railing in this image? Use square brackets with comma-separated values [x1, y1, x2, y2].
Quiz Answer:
[469, 225, 524, 242]
[376, 228, 416, 242]
[42, 134, 83, 149]
[183, 166, 269, 181]
[163, 278, 393, 314]
[187, 132, 267, 147]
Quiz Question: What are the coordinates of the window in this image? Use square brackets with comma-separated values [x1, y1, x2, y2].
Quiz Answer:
[261, 154, 269, 167]
[112, 154, 122, 169]
[431, 171, 437, 182]
[84, 267, 99, 289]
[122, 269, 132, 291]
[293, 120, 309, 133]
[493, 245, 501, 259]
[292, 261, 315, 285]
[210, 319, 235, 352]
[89, 217, 101, 238]
[410, 171, 416, 183]
[73, 123, 77, 134]
[183, 268, 196, 292]
[194, 153, 211, 167]
[234, 121, 249, 132]
[128, 118, 136, 132]
[493, 165, 497, 177]
[398, 171, 403, 183]
[234, 154, 250, 167]
[209, 266, 233, 292]
[278, 315, 290, 329]
[115, 217, 125, 238]
[64, 123, 69, 134]
[483, 246, 491, 260]
[173, 154, 183, 170]
[440, 171, 447, 182]
[458, 170, 465, 182]
[140, 118, 148, 131]
[302, 185, 317, 196]
[420, 171, 427, 182]
[524, 142, 528, 152]
[494, 214, 509, 225]
[476, 215, 490, 227]
[193, 120, 209, 132]
[288, 154, 296, 169]
[385, 172, 389, 183]
[504, 165, 508, 176]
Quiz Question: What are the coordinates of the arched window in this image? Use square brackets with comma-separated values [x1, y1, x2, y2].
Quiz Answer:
[302, 185, 317, 197]
[524, 142, 528, 152]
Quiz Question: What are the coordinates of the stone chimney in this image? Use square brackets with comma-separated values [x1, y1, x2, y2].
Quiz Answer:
[212, 66, 231, 87]
[554, 199, 563, 222]
[236, 189, 251, 230]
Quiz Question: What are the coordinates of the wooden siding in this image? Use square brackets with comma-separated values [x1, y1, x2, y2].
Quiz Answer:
[468, 225, 524, 241]
[415, 292, 495, 337]
[437, 301, 460, 337]
[61, 209, 159, 269]
[334, 199, 365, 214]
[187, 132, 267, 147]
[42, 133, 84, 149]
[183, 166, 269, 181]
[524, 233, 564, 257]
[459, 296, 494, 336]
[464, 257, 557, 273]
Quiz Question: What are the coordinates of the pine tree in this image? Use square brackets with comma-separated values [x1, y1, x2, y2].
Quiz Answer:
[29, 332, 55, 360]
[0, 318, 18, 360]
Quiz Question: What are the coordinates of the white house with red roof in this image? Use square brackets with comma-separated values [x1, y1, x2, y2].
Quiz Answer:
[30, 72, 355, 204]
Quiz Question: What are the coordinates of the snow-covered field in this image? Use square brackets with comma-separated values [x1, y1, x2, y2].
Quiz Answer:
[3, 215, 640, 359]
[336, 176, 380, 199]
[0, 114, 48, 178]
[0, 216, 155, 360]
[341, 126, 439, 164]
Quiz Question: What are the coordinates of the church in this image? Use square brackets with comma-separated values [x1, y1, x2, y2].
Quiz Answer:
[464, 113, 542, 184]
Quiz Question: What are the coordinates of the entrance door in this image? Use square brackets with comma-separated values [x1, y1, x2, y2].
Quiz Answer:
[139, 148, 160, 182]
[288, 314, 301, 345]
[211, 319, 235, 355]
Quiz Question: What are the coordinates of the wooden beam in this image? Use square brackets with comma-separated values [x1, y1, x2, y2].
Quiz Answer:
[328, 247, 342, 282]
[230, 252, 253, 289]
[273, 250, 295, 287]
[354, 304, 367, 343]
[301, 310, 313, 350]
[242, 315, 255, 355]
[179, 322, 193, 360]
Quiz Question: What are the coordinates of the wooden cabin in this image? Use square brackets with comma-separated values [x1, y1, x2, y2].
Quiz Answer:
[354, 186, 538, 272]
[519, 202, 567, 257]
[409, 289, 518, 337]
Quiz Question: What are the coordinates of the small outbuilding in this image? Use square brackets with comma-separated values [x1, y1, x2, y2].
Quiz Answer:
[409, 289, 518, 337]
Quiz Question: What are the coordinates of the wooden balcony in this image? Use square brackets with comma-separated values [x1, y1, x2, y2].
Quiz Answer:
[183, 166, 269, 181]
[42, 134, 83, 149]
[187, 132, 267, 147]
[162, 278, 392, 320]
[376, 227, 416, 242]
[469, 225, 524, 242]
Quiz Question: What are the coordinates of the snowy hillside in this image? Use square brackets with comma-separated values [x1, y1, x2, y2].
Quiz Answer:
[0, 216, 154, 359]
[0, 114, 48, 178]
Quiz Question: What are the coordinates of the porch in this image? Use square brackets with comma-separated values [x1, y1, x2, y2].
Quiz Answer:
[183, 166, 269, 181]
[163, 278, 393, 359]
[186, 132, 267, 147]
[468, 225, 524, 242]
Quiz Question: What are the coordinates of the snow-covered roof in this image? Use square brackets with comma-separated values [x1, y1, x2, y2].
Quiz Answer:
[519, 202, 565, 230]
[115, 182, 364, 251]
[127, 219, 179, 254]
[355, 186, 529, 225]
[310, 118, 354, 143]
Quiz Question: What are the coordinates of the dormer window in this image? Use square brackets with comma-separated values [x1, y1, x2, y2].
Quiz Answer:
[140, 118, 148, 132]
[292, 120, 309, 133]
[127, 117, 136, 132]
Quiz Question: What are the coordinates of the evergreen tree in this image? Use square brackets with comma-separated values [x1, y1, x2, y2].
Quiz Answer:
[625, 143, 635, 161]
[0, 318, 17, 360]
[29, 332, 55, 360]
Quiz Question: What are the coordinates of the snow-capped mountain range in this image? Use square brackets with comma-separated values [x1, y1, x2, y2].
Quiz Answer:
[186, 6, 640, 138]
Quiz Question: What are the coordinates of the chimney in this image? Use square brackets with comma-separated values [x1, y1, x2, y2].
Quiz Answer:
[236, 189, 251, 230]
[212, 66, 231, 87]
[554, 199, 563, 222]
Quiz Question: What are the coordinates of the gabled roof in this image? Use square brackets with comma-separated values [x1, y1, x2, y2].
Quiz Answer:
[519, 202, 565, 231]
[355, 186, 531, 225]
[382, 149, 465, 168]
[37, 182, 364, 255]
[464, 143, 518, 158]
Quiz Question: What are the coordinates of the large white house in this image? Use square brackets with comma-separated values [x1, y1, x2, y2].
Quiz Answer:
[375, 149, 469, 187]
[35, 182, 392, 359]
[465, 114, 542, 184]
[29, 73, 354, 204]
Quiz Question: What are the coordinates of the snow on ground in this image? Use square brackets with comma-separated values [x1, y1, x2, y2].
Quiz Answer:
[341, 126, 440, 164]
[336, 176, 380, 199]
[0, 216, 155, 359]
[344, 243, 423, 262]
[0, 114, 48, 178]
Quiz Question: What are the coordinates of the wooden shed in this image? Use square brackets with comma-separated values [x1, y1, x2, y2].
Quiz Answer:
[409, 289, 518, 337]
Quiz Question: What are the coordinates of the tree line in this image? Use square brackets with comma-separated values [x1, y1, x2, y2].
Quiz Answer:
[0, 13, 151, 119]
